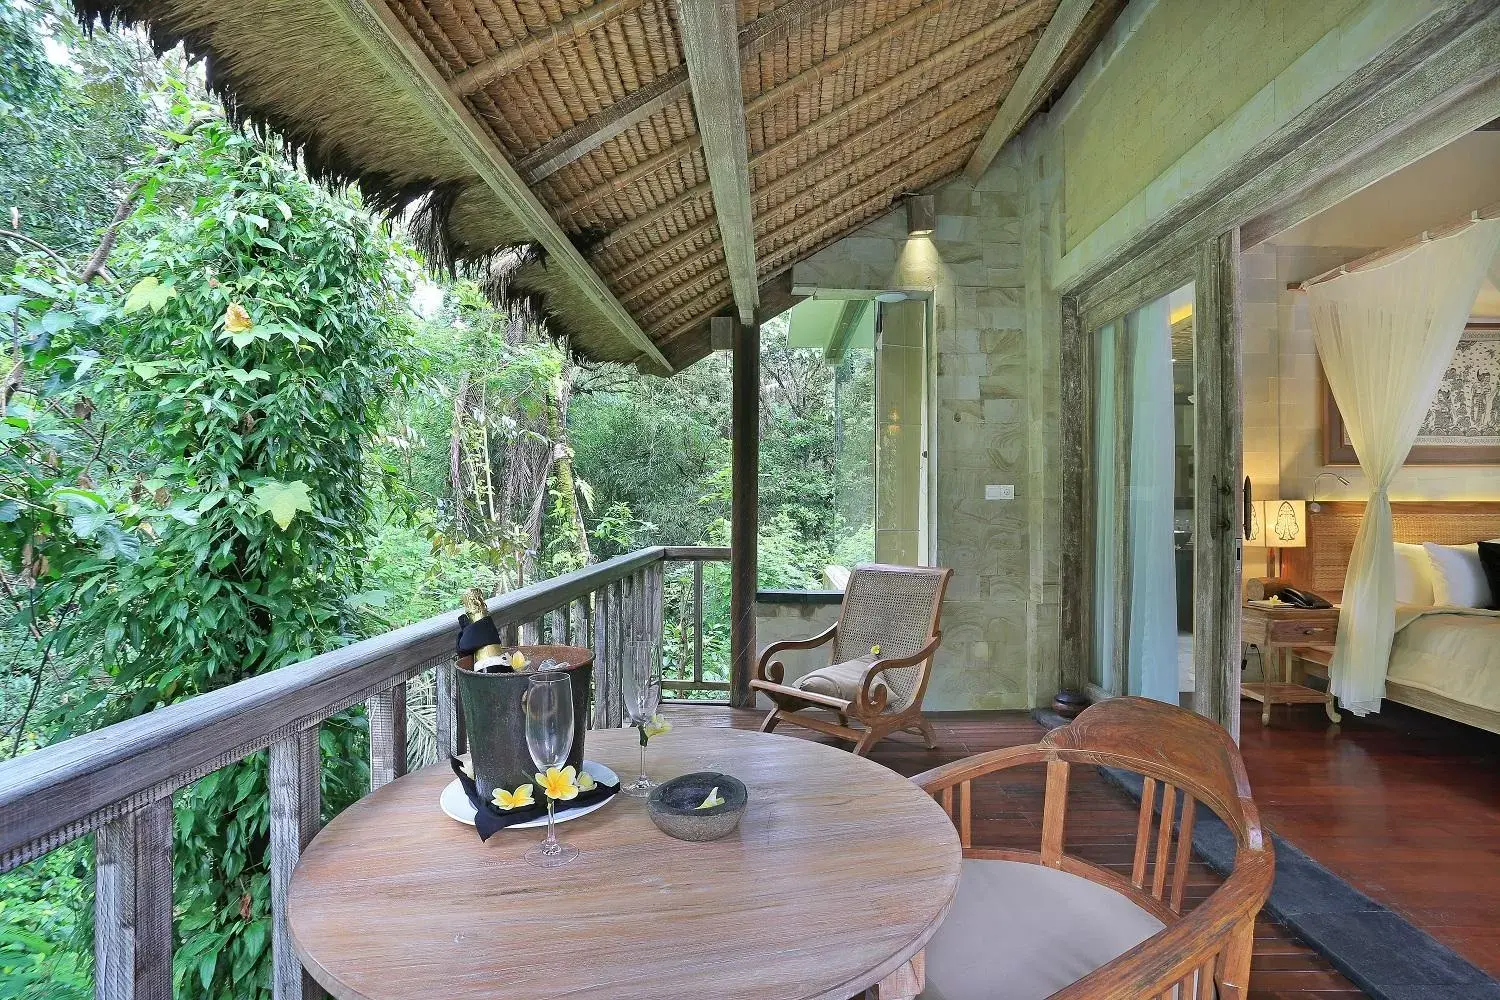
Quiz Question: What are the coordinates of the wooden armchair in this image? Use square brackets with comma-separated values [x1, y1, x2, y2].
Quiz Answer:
[750, 563, 952, 756]
[907, 697, 1273, 999]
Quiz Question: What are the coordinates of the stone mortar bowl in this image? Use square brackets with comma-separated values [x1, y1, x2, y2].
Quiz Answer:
[647, 772, 748, 842]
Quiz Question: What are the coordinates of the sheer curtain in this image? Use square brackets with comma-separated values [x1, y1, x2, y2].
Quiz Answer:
[1125, 299, 1178, 704]
[1308, 219, 1500, 715]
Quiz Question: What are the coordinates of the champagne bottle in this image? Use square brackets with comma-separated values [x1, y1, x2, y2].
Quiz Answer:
[461, 587, 509, 672]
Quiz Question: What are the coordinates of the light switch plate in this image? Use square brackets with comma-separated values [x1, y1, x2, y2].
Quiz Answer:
[985, 484, 1015, 500]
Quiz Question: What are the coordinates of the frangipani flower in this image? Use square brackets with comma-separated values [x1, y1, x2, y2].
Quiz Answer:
[492, 783, 535, 811]
[576, 770, 598, 793]
[870, 645, 880, 657]
[225, 303, 253, 333]
[637, 713, 671, 747]
[504, 651, 529, 671]
[536, 765, 580, 801]
[695, 786, 725, 810]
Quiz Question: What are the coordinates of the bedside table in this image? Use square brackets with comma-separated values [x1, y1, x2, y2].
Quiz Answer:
[1241, 603, 1342, 725]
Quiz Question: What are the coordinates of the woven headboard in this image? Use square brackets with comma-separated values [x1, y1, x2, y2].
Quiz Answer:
[1281, 501, 1500, 598]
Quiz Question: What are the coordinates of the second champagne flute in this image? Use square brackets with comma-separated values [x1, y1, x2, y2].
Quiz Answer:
[622, 639, 662, 798]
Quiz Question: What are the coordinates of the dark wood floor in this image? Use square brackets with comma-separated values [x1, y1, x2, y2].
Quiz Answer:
[672, 704, 1366, 999]
[1239, 700, 1500, 980]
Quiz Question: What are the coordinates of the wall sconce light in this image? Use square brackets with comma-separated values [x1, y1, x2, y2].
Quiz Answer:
[905, 194, 935, 237]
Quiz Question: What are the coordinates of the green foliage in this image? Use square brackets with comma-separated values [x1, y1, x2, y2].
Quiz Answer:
[0, 847, 91, 1000]
[0, 0, 148, 256]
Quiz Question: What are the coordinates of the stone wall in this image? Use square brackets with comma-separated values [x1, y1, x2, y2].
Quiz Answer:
[792, 138, 1057, 710]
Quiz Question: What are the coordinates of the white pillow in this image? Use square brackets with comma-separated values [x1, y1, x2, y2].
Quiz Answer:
[1422, 541, 1494, 608]
[1394, 542, 1435, 606]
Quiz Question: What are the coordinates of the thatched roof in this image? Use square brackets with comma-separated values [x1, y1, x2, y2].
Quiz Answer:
[76, 0, 1121, 373]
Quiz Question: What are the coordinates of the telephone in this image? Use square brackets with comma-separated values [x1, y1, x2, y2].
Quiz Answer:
[1275, 586, 1333, 610]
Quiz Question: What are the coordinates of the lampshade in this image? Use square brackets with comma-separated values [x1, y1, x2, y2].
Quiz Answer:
[1262, 499, 1307, 549]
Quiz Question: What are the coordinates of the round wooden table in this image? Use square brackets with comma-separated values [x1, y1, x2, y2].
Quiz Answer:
[288, 726, 961, 1000]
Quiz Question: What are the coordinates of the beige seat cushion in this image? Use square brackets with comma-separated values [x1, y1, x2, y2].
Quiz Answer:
[792, 658, 872, 701]
[920, 859, 1167, 1000]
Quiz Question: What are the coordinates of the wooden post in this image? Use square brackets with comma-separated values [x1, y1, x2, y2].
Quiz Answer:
[270, 727, 324, 1000]
[728, 314, 760, 708]
[1193, 229, 1245, 741]
[692, 559, 705, 687]
[95, 798, 173, 1000]
[1057, 296, 1092, 698]
[367, 682, 408, 791]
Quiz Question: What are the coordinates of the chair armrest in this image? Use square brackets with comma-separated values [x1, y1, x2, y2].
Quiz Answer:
[755, 623, 839, 685]
[910, 744, 1051, 792]
[855, 634, 942, 715]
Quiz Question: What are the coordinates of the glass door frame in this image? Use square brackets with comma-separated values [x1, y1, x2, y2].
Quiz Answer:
[1061, 233, 1244, 738]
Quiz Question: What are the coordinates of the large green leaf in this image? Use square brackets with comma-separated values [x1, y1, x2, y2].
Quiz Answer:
[123, 276, 177, 314]
[250, 480, 313, 529]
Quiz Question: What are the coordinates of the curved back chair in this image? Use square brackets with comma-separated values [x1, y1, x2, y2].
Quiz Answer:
[908, 697, 1273, 1000]
[750, 564, 952, 755]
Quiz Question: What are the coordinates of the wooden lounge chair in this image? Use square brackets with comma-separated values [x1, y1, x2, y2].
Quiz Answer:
[750, 563, 952, 756]
[904, 696, 1274, 999]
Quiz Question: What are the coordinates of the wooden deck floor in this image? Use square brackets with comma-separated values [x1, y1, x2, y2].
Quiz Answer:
[1240, 700, 1500, 981]
[671, 704, 1366, 999]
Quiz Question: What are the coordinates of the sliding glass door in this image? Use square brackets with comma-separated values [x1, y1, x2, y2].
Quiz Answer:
[1091, 284, 1196, 705]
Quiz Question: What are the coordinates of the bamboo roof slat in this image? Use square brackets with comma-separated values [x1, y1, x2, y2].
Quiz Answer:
[451, 0, 651, 94]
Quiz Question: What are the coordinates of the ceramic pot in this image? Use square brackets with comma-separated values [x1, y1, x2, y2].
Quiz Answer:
[456, 645, 593, 799]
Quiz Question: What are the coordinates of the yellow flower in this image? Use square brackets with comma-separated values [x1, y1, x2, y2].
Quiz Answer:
[870, 645, 880, 657]
[224, 303, 253, 334]
[460, 759, 474, 780]
[576, 770, 598, 793]
[643, 714, 671, 739]
[695, 786, 725, 810]
[535, 765, 580, 802]
[505, 650, 529, 671]
[491, 783, 535, 811]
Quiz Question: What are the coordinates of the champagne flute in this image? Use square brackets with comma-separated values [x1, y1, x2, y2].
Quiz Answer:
[622, 639, 662, 798]
[523, 671, 580, 868]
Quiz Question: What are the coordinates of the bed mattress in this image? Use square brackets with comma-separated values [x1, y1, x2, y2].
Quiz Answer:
[1388, 606, 1500, 715]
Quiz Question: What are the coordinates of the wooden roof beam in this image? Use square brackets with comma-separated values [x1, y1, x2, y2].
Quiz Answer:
[327, 0, 672, 373]
[521, 0, 857, 185]
[676, 0, 758, 325]
[964, 0, 1093, 182]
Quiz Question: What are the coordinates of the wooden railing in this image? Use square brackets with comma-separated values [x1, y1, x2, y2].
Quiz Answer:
[0, 544, 727, 1000]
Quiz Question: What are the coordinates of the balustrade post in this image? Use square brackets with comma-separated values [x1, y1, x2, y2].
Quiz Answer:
[435, 659, 463, 758]
[592, 585, 612, 729]
[367, 682, 408, 791]
[550, 606, 569, 645]
[95, 798, 173, 1000]
[270, 727, 324, 1000]
[692, 560, 705, 687]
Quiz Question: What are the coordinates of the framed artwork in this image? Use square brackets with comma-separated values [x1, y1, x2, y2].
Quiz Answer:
[1323, 323, 1500, 465]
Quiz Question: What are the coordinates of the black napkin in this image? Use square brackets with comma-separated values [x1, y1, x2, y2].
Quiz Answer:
[455, 613, 501, 656]
[450, 757, 619, 841]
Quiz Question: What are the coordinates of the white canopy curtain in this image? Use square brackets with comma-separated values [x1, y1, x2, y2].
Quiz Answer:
[1124, 298, 1178, 705]
[1307, 219, 1500, 715]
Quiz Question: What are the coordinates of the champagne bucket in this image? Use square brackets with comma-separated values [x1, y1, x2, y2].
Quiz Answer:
[455, 645, 594, 799]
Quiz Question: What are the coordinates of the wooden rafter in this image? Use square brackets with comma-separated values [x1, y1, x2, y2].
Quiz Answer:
[965, 0, 1093, 181]
[676, 0, 758, 325]
[450, 0, 651, 95]
[516, 0, 859, 185]
[606, 29, 1027, 283]
[326, 0, 672, 373]
[555, 139, 703, 220]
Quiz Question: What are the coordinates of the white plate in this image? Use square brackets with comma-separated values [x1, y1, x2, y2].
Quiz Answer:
[440, 760, 619, 830]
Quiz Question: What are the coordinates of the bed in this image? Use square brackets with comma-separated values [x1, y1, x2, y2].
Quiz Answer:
[1281, 501, 1500, 734]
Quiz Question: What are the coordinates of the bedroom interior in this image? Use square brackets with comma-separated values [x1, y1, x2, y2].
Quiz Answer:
[1226, 118, 1500, 984]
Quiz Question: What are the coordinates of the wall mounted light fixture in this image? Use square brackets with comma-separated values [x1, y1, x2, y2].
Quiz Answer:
[905, 194, 935, 237]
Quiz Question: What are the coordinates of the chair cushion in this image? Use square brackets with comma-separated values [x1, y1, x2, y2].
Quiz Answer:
[792, 658, 871, 701]
[920, 859, 1166, 1000]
